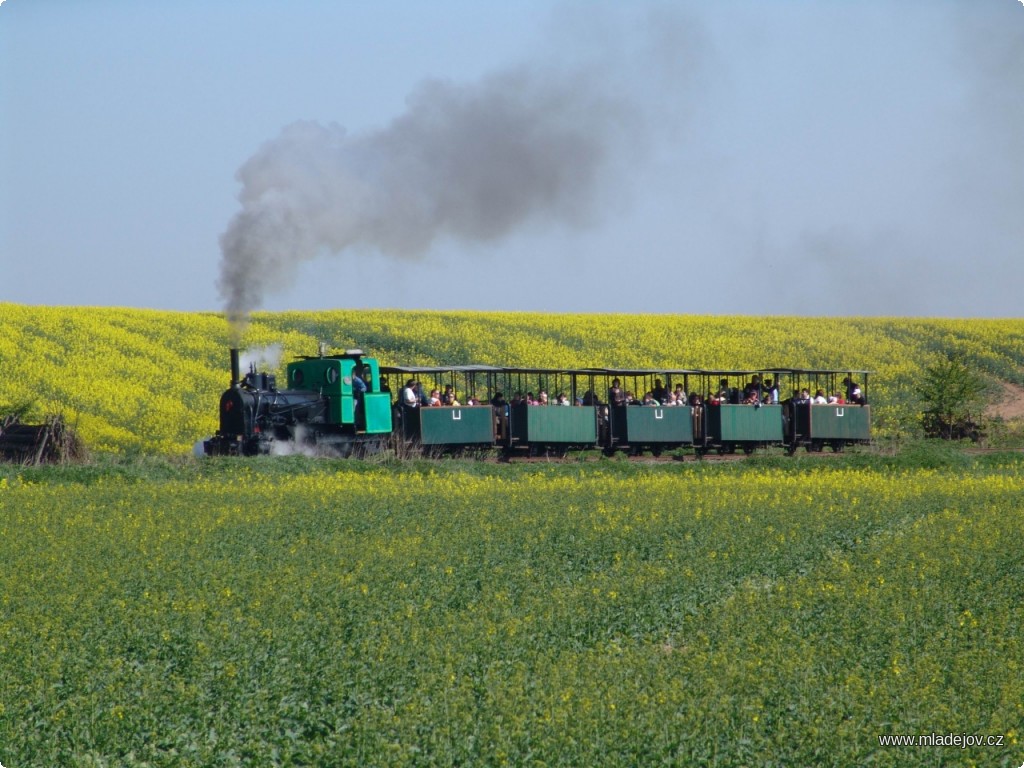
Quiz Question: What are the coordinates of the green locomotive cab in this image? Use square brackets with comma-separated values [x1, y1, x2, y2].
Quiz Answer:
[287, 349, 392, 434]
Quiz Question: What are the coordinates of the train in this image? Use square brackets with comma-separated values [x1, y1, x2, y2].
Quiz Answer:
[203, 346, 872, 458]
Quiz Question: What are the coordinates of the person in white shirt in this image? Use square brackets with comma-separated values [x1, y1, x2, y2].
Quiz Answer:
[401, 380, 419, 408]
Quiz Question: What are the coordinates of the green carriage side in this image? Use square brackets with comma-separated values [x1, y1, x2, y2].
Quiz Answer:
[597, 368, 697, 455]
[380, 364, 504, 448]
[689, 370, 787, 455]
[380, 364, 604, 455]
[776, 368, 872, 453]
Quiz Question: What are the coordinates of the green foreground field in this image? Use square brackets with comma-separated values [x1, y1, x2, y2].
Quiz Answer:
[2, 451, 1022, 767]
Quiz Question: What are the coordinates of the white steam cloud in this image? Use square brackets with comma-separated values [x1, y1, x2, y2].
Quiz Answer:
[239, 343, 283, 374]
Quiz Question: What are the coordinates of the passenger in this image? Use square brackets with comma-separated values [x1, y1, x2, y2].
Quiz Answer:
[827, 394, 838, 404]
[582, 390, 600, 406]
[652, 378, 668, 404]
[662, 391, 676, 406]
[465, 396, 478, 406]
[556, 393, 570, 406]
[526, 391, 537, 406]
[401, 380, 419, 408]
[842, 377, 865, 405]
[743, 375, 762, 402]
[674, 383, 687, 404]
[510, 392, 524, 407]
[491, 391, 508, 441]
[795, 388, 812, 404]
[536, 391, 549, 406]
[608, 378, 626, 407]
[813, 389, 827, 405]
[443, 390, 461, 406]
[416, 381, 429, 407]
[689, 392, 703, 407]
[642, 391, 659, 406]
[428, 389, 442, 407]
[833, 392, 846, 404]
[626, 391, 639, 405]
[763, 378, 779, 404]
[719, 378, 739, 405]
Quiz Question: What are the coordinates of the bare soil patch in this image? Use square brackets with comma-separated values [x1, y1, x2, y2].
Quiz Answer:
[986, 381, 1024, 421]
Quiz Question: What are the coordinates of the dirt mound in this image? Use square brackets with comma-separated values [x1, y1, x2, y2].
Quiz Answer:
[985, 381, 1024, 421]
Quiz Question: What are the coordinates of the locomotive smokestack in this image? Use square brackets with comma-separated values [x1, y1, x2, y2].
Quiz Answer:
[230, 348, 240, 388]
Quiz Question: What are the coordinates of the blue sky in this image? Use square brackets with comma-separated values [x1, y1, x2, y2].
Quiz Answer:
[2, 1, 1021, 317]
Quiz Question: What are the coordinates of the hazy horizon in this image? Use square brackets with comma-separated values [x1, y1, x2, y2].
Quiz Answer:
[3, 1, 1022, 318]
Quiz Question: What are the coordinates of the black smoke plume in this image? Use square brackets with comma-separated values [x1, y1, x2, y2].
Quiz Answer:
[219, 65, 639, 339]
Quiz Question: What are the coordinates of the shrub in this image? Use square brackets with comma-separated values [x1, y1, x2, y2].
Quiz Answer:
[919, 353, 987, 440]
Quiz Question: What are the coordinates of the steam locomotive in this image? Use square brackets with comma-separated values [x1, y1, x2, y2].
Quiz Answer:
[203, 347, 393, 457]
[203, 346, 872, 457]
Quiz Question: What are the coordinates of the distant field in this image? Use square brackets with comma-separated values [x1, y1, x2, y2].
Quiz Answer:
[1, 303, 1023, 453]
[0, 454, 1021, 766]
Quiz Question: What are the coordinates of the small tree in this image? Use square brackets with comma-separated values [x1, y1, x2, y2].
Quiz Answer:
[920, 353, 987, 440]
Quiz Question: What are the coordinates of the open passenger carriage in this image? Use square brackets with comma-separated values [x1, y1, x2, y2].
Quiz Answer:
[776, 368, 872, 453]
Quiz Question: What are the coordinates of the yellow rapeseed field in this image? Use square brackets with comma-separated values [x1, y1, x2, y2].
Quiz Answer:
[1, 303, 1022, 453]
